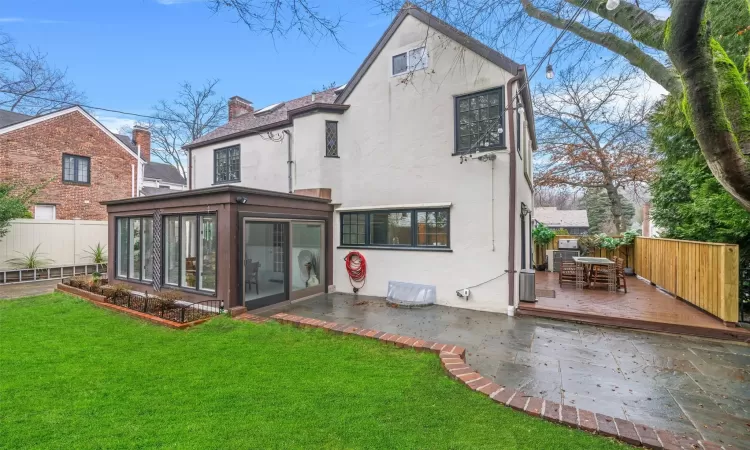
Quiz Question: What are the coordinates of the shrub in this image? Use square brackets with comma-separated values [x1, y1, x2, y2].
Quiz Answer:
[5, 244, 54, 269]
[532, 224, 556, 247]
[156, 290, 183, 310]
[104, 283, 130, 300]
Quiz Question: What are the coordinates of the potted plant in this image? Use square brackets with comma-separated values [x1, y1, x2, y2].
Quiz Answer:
[84, 243, 107, 274]
[532, 224, 556, 270]
[598, 234, 620, 259]
[91, 272, 102, 288]
[619, 230, 638, 275]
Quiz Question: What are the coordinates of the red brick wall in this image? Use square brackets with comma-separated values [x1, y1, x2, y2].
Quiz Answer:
[0, 110, 136, 220]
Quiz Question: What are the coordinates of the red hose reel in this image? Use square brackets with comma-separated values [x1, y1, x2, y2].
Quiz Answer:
[344, 251, 366, 293]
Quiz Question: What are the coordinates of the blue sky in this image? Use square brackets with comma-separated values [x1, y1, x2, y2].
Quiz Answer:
[1, 0, 395, 131]
[1, 0, 666, 133]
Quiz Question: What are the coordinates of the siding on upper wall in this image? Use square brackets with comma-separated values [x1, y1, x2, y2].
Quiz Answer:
[0, 110, 136, 220]
[191, 130, 290, 192]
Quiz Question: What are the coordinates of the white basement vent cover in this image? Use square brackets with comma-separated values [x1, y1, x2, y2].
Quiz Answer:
[386, 281, 436, 307]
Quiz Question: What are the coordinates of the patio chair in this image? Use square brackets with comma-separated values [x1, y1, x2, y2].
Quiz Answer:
[245, 260, 260, 295]
[614, 256, 627, 293]
[559, 260, 577, 287]
[589, 263, 614, 290]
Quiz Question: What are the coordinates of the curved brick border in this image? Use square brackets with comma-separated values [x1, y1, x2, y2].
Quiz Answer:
[267, 312, 724, 450]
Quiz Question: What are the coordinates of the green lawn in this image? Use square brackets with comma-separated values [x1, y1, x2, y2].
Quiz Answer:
[0, 293, 626, 449]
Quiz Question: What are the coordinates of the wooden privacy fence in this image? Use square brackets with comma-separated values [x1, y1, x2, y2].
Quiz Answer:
[534, 235, 634, 267]
[634, 237, 739, 323]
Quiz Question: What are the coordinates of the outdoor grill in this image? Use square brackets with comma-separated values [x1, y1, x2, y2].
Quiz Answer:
[558, 238, 579, 250]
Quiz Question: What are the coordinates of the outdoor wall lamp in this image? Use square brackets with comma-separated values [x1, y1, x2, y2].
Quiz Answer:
[520, 203, 531, 217]
[236, 196, 247, 204]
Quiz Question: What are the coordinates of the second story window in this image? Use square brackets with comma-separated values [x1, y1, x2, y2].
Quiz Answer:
[325, 121, 338, 157]
[62, 154, 90, 184]
[455, 88, 504, 154]
[392, 46, 428, 76]
[214, 145, 240, 184]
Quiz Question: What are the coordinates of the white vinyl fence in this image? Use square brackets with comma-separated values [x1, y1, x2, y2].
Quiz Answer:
[0, 219, 108, 270]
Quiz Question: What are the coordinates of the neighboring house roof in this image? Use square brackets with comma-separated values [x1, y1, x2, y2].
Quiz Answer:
[0, 109, 32, 128]
[143, 161, 186, 185]
[115, 133, 138, 153]
[185, 88, 348, 149]
[141, 186, 174, 196]
[116, 133, 186, 186]
[535, 207, 589, 228]
[0, 106, 140, 161]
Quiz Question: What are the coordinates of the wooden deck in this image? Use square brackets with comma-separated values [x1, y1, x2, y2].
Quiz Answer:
[519, 271, 750, 342]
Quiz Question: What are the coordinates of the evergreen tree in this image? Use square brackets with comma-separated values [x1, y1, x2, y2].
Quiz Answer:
[584, 189, 635, 235]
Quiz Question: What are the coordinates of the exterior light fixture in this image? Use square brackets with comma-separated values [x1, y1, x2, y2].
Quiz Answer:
[520, 203, 531, 217]
[606, 0, 620, 10]
[545, 64, 554, 80]
[236, 196, 248, 204]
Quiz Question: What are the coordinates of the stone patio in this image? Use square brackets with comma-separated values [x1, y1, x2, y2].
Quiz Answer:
[260, 293, 750, 449]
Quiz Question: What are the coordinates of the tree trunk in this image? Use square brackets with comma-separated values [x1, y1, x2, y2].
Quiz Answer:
[665, 0, 750, 211]
[604, 184, 624, 234]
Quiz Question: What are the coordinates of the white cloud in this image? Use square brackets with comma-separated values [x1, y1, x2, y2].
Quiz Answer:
[0, 17, 24, 23]
[652, 8, 670, 20]
[96, 115, 137, 134]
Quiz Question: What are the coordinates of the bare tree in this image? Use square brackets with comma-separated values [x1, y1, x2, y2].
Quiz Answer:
[534, 187, 583, 210]
[208, 0, 344, 46]
[0, 33, 85, 115]
[144, 80, 226, 179]
[534, 67, 656, 233]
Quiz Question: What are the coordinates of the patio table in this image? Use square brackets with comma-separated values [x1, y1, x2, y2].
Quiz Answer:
[572, 256, 616, 292]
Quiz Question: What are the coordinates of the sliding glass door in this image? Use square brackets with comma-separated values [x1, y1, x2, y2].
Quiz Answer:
[243, 221, 288, 309]
[290, 222, 325, 300]
[242, 219, 326, 308]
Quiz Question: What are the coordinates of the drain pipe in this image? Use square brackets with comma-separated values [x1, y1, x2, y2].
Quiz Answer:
[506, 68, 525, 317]
[284, 130, 293, 193]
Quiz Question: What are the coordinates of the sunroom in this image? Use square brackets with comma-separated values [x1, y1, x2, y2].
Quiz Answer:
[102, 186, 334, 311]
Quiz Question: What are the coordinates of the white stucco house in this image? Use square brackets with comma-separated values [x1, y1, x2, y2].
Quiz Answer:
[184, 4, 537, 315]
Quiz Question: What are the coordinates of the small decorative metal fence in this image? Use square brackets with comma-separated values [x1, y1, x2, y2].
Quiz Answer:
[62, 278, 224, 324]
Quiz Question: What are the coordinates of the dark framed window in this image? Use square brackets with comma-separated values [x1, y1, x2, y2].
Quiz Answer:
[214, 145, 240, 184]
[163, 213, 217, 293]
[392, 52, 408, 75]
[342, 213, 366, 245]
[325, 121, 338, 157]
[62, 154, 90, 184]
[115, 216, 154, 282]
[340, 208, 450, 249]
[455, 88, 504, 154]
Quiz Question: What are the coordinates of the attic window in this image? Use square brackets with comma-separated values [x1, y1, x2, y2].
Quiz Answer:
[392, 46, 428, 76]
[255, 102, 284, 115]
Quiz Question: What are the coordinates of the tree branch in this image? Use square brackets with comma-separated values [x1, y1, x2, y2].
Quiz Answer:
[521, 0, 681, 94]
[564, 0, 667, 49]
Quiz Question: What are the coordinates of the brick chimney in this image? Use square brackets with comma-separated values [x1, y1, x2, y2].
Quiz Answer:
[642, 203, 651, 237]
[132, 125, 151, 162]
[228, 96, 254, 121]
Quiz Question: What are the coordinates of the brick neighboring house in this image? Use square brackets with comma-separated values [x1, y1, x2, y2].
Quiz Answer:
[0, 106, 185, 220]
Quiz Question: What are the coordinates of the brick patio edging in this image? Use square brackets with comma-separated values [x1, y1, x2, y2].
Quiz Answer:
[266, 312, 724, 450]
[55, 284, 212, 330]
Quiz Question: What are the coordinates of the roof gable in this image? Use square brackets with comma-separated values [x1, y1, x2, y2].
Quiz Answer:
[0, 106, 141, 161]
[335, 4, 521, 105]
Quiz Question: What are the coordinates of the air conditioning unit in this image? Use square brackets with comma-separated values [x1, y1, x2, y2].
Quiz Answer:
[519, 269, 536, 302]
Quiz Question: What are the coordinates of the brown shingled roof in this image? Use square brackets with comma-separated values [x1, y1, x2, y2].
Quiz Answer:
[185, 87, 344, 149]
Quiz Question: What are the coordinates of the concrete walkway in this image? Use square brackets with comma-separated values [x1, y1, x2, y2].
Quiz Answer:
[261, 293, 750, 449]
[0, 280, 60, 299]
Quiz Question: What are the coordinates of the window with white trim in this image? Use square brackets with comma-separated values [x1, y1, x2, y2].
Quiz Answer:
[392, 46, 429, 75]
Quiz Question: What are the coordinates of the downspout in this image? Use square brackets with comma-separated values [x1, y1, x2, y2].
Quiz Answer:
[284, 129, 293, 193]
[506, 68, 525, 316]
[188, 148, 192, 190]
